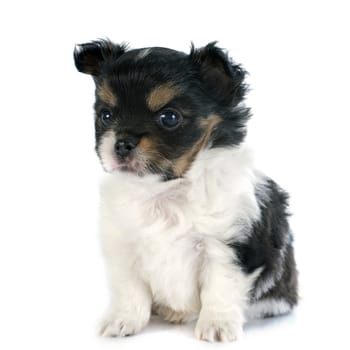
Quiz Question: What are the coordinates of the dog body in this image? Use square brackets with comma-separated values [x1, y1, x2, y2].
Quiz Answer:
[74, 40, 298, 342]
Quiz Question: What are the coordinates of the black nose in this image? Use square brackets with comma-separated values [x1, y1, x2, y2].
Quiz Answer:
[114, 137, 139, 158]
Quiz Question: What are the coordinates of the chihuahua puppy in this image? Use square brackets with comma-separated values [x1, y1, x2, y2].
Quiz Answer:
[74, 40, 298, 342]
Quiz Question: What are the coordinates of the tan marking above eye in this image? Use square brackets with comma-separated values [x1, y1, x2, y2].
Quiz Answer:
[173, 114, 222, 177]
[97, 81, 118, 107]
[146, 83, 180, 112]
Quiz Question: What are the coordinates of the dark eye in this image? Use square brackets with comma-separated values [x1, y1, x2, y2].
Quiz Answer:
[159, 110, 182, 130]
[100, 109, 112, 126]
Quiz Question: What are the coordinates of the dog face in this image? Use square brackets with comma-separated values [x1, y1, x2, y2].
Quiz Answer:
[74, 40, 249, 179]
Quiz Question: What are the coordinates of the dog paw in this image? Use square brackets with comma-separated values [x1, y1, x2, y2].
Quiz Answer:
[195, 314, 243, 342]
[99, 312, 149, 337]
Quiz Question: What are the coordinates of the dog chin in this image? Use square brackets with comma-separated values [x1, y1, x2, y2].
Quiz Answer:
[118, 164, 146, 176]
[102, 157, 148, 176]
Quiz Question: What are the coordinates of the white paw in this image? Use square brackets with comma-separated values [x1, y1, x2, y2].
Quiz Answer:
[195, 313, 243, 342]
[99, 312, 149, 337]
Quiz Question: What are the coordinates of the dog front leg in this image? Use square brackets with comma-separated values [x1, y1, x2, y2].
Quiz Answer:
[195, 241, 249, 342]
[99, 253, 152, 337]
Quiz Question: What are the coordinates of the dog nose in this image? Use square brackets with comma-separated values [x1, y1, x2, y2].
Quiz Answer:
[115, 137, 139, 158]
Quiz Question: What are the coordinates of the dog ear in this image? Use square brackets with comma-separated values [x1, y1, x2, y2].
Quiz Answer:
[189, 42, 247, 105]
[74, 39, 126, 76]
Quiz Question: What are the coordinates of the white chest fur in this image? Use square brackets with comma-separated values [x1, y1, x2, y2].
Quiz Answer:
[99, 146, 260, 313]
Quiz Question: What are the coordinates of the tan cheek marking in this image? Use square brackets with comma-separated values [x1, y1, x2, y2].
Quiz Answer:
[173, 114, 222, 177]
[138, 137, 156, 153]
[147, 83, 179, 111]
[137, 137, 173, 171]
[97, 81, 117, 107]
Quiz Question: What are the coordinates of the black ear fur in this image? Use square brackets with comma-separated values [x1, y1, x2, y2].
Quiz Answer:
[73, 39, 127, 76]
[190, 42, 247, 105]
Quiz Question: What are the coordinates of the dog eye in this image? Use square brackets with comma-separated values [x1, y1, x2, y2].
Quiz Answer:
[100, 109, 112, 126]
[159, 110, 182, 130]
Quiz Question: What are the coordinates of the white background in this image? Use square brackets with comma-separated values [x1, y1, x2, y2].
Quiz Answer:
[0, 1, 349, 349]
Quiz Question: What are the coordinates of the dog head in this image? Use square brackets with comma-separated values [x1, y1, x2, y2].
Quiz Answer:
[74, 39, 249, 180]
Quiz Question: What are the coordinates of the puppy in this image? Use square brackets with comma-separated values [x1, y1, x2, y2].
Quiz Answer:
[73, 40, 298, 342]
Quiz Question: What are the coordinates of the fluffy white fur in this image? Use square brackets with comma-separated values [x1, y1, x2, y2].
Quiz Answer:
[98, 144, 264, 341]
[98, 130, 118, 172]
[245, 299, 292, 321]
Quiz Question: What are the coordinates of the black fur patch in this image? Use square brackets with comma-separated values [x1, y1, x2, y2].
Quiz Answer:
[230, 178, 298, 308]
